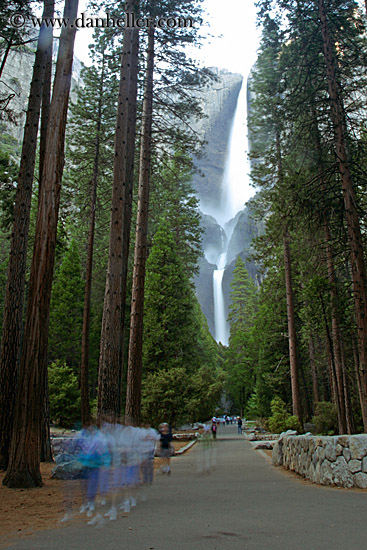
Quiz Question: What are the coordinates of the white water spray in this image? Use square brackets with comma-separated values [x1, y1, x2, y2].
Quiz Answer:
[211, 79, 254, 345]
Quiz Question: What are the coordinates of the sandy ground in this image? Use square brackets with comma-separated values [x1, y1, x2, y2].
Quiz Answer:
[0, 439, 192, 547]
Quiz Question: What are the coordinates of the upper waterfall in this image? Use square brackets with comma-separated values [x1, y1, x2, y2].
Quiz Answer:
[201, 79, 253, 237]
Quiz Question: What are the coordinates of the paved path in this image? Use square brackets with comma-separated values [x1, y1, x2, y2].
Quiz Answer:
[5, 425, 367, 549]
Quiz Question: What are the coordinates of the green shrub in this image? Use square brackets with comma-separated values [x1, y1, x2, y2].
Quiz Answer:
[311, 402, 338, 435]
[268, 397, 302, 433]
[48, 361, 81, 428]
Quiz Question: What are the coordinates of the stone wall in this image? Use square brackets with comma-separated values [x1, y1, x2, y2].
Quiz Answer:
[272, 433, 367, 488]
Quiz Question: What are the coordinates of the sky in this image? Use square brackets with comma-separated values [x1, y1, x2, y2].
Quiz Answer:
[74, 0, 261, 79]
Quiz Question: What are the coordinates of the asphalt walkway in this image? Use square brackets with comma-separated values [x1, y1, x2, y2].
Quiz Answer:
[5, 424, 367, 549]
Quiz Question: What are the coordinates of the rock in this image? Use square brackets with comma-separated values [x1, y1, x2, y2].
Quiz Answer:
[349, 436, 367, 460]
[314, 460, 321, 484]
[54, 453, 74, 465]
[336, 444, 343, 456]
[343, 448, 351, 462]
[320, 459, 333, 485]
[51, 461, 83, 480]
[280, 430, 298, 438]
[247, 432, 256, 441]
[353, 472, 367, 489]
[348, 459, 362, 474]
[337, 436, 349, 447]
[316, 446, 325, 461]
[272, 440, 283, 466]
[362, 456, 367, 473]
[253, 441, 275, 450]
[332, 456, 354, 488]
[324, 438, 337, 462]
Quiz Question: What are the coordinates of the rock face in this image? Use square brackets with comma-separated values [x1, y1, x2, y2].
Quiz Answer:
[272, 434, 367, 488]
[191, 69, 243, 213]
[0, 40, 82, 146]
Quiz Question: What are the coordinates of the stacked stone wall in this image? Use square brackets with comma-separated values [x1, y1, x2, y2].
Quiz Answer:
[272, 434, 367, 488]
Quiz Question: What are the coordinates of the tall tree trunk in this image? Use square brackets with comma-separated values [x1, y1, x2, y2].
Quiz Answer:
[3, 0, 78, 488]
[125, 23, 155, 426]
[0, 0, 54, 471]
[275, 129, 302, 423]
[320, 290, 342, 423]
[319, 0, 367, 430]
[40, 369, 52, 462]
[80, 51, 107, 428]
[119, 24, 140, 411]
[310, 96, 350, 433]
[283, 229, 302, 422]
[97, 0, 140, 423]
[324, 224, 348, 433]
[39, 14, 54, 185]
[39, 4, 54, 456]
[308, 336, 320, 408]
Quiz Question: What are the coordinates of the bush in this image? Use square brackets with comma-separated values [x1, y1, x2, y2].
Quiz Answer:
[311, 402, 338, 435]
[268, 397, 302, 433]
[48, 361, 81, 428]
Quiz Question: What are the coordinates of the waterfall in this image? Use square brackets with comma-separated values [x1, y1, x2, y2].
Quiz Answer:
[210, 78, 252, 345]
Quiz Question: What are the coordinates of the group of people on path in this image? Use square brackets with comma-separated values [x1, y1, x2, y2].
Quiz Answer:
[210, 416, 244, 438]
[58, 420, 173, 527]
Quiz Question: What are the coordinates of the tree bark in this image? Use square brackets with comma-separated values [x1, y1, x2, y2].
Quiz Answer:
[319, 0, 367, 430]
[125, 23, 155, 426]
[324, 224, 348, 434]
[39, 4, 54, 462]
[0, 0, 54, 471]
[3, 0, 78, 488]
[97, 0, 140, 422]
[40, 368, 52, 462]
[80, 51, 107, 428]
[275, 128, 302, 424]
[119, 23, 140, 410]
[308, 336, 320, 408]
[283, 229, 302, 422]
[39, 12, 54, 185]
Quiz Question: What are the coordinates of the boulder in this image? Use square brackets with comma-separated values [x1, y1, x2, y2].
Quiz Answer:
[353, 472, 367, 489]
[319, 460, 333, 485]
[51, 460, 83, 480]
[331, 456, 354, 488]
[280, 430, 298, 439]
[343, 448, 351, 462]
[324, 438, 337, 462]
[272, 440, 283, 466]
[348, 459, 362, 474]
[349, 436, 367, 460]
[253, 441, 275, 450]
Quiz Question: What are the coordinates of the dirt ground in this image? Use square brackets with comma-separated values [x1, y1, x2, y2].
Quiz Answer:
[0, 439, 193, 547]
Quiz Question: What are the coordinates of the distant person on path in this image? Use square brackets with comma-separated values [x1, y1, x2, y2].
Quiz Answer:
[237, 417, 243, 434]
[159, 423, 173, 474]
[211, 419, 217, 439]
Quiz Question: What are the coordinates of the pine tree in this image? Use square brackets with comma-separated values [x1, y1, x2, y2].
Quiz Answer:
[225, 256, 258, 414]
[143, 219, 195, 373]
[125, 22, 155, 426]
[3, 0, 79, 488]
[97, 0, 140, 422]
[48, 240, 84, 369]
[0, 0, 54, 471]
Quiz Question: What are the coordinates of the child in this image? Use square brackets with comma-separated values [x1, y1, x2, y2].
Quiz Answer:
[159, 423, 173, 474]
